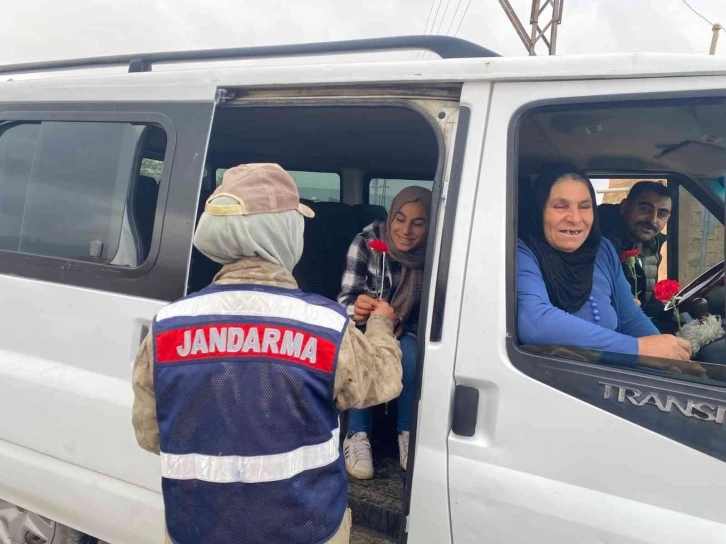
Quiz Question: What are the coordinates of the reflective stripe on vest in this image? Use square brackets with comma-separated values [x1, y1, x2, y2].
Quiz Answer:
[155, 289, 348, 331]
[161, 426, 340, 483]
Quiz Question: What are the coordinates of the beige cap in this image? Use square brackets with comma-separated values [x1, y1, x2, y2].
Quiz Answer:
[205, 163, 315, 218]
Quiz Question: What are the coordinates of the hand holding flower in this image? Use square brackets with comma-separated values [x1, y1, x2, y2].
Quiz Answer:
[353, 294, 380, 323]
[368, 240, 390, 299]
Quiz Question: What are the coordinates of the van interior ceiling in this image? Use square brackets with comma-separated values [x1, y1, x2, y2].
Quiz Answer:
[187, 104, 440, 299]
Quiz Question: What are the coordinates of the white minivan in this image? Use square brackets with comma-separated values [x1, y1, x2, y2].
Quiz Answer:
[0, 35, 724, 544]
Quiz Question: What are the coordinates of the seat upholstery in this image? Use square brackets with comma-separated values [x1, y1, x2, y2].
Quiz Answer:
[351, 203, 387, 232]
[129, 175, 160, 264]
[293, 200, 361, 301]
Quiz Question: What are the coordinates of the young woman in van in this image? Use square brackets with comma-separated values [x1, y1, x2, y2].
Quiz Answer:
[338, 186, 432, 480]
[517, 165, 705, 375]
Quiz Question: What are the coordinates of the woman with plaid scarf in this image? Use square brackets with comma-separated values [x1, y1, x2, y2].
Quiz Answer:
[337, 186, 432, 480]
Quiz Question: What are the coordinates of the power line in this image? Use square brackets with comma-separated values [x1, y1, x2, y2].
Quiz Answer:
[434, 0, 454, 36]
[422, 0, 437, 34]
[417, 0, 438, 60]
[680, 0, 716, 28]
[445, 0, 465, 36]
[430, 0, 446, 35]
[424, 0, 445, 58]
[454, 0, 474, 37]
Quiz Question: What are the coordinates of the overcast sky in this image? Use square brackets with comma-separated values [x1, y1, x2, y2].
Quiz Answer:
[1, 0, 725, 66]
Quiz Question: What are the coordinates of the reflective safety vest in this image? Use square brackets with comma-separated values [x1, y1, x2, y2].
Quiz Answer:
[152, 283, 349, 544]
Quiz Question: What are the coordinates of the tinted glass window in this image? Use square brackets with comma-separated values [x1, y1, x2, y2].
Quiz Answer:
[0, 121, 166, 267]
[216, 168, 341, 202]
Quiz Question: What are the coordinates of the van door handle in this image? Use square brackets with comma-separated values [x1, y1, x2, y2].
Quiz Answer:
[451, 385, 479, 437]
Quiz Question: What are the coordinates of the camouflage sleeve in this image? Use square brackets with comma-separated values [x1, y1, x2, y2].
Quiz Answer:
[333, 315, 403, 412]
[131, 333, 160, 455]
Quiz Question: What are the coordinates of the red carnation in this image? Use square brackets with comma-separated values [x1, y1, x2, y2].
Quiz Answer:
[620, 249, 641, 263]
[620, 249, 642, 300]
[368, 239, 389, 299]
[369, 240, 389, 253]
[654, 279, 681, 303]
[654, 279, 683, 332]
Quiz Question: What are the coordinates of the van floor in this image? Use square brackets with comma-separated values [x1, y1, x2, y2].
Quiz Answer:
[351, 525, 397, 543]
[347, 406, 405, 542]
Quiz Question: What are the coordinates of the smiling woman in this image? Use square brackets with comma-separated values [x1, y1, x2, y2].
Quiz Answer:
[337, 185, 432, 481]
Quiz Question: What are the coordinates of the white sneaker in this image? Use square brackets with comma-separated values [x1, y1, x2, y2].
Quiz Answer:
[343, 432, 374, 480]
[398, 431, 410, 471]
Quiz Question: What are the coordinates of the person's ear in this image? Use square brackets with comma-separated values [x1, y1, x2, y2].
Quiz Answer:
[619, 199, 629, 216]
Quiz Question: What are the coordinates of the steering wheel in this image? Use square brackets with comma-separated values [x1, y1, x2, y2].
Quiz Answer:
[665, 261, 725, 311]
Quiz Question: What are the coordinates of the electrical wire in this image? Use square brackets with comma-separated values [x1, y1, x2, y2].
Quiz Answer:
[423, 0, 446, 59]
[434, 0, 453, 36]
[680, 0, 719, 28]
[417, 0, 438, 60]
[454, 0, 474, 37]
[445, 0, 465, 36]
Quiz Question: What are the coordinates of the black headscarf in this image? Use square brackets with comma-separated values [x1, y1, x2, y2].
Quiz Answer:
[521, 164, 602, 313]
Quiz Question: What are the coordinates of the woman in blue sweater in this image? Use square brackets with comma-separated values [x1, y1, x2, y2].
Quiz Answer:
[517, 165, 702, 372]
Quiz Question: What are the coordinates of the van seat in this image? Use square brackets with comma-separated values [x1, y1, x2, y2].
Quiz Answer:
[351, 203, 387, 231]
[293, 200, 360, 301]
[130, 175, 160, 263]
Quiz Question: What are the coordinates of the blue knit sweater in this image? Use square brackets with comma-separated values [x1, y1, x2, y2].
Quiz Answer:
[517, 238, 659, 355]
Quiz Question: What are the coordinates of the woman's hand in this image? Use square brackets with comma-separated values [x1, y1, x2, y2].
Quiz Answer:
[633, 298, 641, 307]
[638, 335, 706, 376]
[353, 294, 380, 323]
[638, 334, 691, 360]
[637, 333, 704, 367]
[371, 301, 395, 322]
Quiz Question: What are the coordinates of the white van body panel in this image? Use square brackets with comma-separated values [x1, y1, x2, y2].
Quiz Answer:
[0, 81, 218, 542]
[3, 52, 726, 92]
[0, 47, 723, 543]
[407, 81, 492, 544]
[448, 75, 726, 543]
[0, 274, 167, 543]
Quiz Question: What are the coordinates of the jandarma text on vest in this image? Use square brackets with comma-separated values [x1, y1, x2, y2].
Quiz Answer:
[155, 323, 336, 372]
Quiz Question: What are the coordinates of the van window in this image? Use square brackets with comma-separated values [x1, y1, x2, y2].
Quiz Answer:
[0, 121, 166, 267]
[678, 186, 724, 285]
[369, 178, 433, 210]
[216, 168, 341, 202]
[514, 97, 725, 385]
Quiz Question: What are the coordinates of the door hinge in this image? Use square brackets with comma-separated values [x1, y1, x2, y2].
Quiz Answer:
[215, 88, 236, 104]
[404, 515, 410, 533]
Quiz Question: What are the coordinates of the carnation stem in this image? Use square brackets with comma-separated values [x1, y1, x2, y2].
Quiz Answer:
[673, 302, 682, 333]
[380, 253, 386, 299]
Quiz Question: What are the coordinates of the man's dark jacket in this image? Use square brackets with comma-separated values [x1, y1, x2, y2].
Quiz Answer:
[599, 203, 667, 317]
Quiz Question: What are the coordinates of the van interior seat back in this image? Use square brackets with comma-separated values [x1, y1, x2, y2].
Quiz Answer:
[129, 175, 160, 264]
[351, 203, 388, 232]
[293, 199, 361, 301]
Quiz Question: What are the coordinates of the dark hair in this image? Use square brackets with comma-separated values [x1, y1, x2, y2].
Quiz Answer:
[627, 181, 670, 202]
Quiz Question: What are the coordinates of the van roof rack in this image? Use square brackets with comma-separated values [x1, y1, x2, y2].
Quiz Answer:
[0, 35, 500, 76]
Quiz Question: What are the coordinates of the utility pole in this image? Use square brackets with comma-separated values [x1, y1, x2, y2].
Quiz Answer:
[498, 0, 564, 55]
[710, 24, 722, 55]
